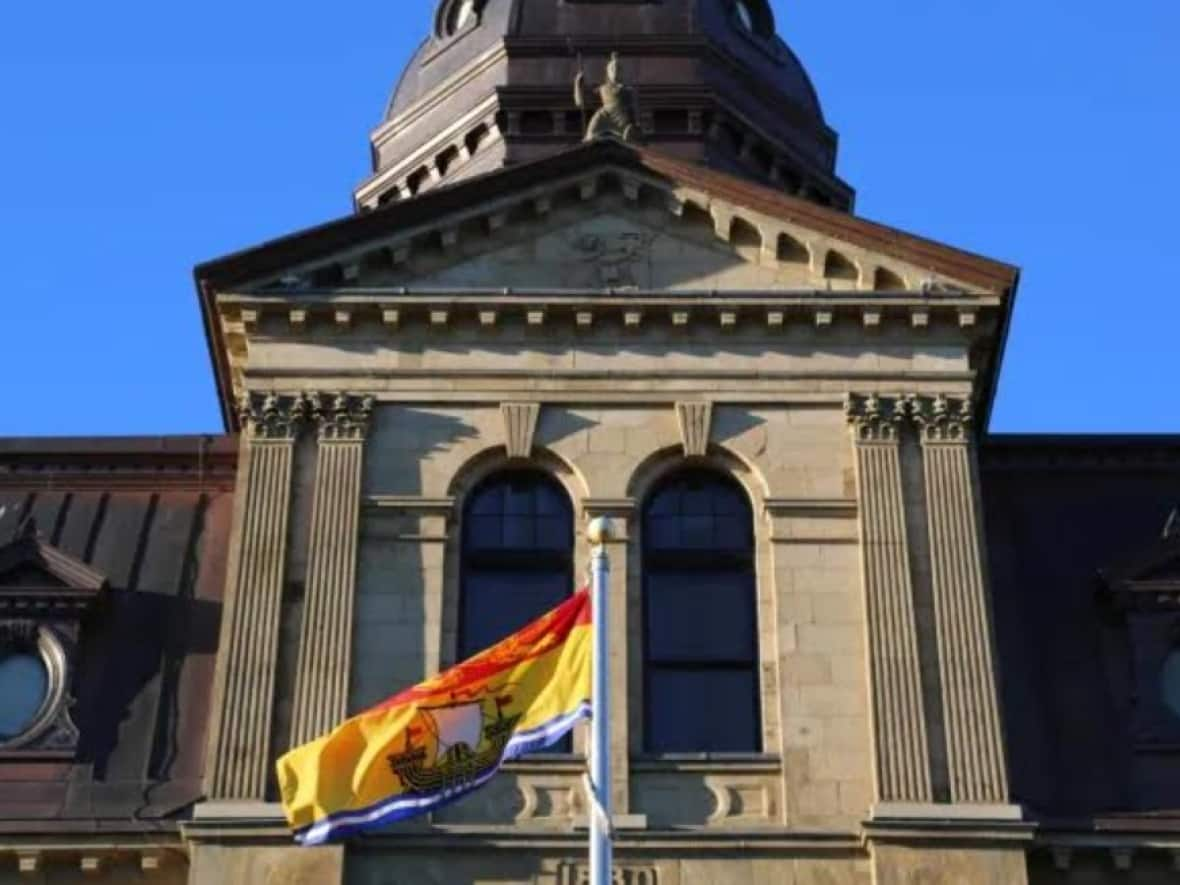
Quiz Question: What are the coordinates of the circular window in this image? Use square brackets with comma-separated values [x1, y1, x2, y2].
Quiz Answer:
[1161, 651, 1180, 719]
[0, 645, 50, 742]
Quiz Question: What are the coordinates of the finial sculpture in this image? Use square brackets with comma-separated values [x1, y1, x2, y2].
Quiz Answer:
[574, 51, 640, 143]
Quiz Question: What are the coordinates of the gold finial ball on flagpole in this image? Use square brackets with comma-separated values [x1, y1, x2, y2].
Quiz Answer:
[587, 516, 615, 546]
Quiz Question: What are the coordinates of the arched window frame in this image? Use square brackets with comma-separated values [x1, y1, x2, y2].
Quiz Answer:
[455, 467, 576, 662]
[631, 458, 772, 756]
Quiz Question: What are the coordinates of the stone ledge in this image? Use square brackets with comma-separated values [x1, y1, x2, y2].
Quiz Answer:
[871, 802, 1024, 823]
[363, 495, 456, 514]
[863, 804, 1035, 847]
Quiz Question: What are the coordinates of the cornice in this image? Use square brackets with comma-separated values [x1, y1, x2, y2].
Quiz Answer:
[220, 290, 995, 340]
[0, 436, 238, 492]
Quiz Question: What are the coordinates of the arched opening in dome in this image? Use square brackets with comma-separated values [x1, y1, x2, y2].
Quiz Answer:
[776, 232, 809, 265]
[406, 167, 431, 197]
[874, 267, 906, 291]
[680, 201, 715, 241]
[464, 123, 491, 157]
[730, 217, 762, 261]
[435, 145, 460, 178]
[824, 249, 859, 282]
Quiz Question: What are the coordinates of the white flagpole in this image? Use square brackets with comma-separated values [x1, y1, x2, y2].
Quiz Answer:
[587, 517, 614, 885]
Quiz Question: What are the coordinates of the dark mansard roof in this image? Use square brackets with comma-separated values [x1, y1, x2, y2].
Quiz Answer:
[0, 436, 235, 833]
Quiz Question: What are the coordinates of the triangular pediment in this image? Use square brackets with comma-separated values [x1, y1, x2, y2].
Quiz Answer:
[197, 140, 1020, 428]
[1100, 522, 1180, 609]
[0, 520, 108, 597]
[234, 170, 992, 299]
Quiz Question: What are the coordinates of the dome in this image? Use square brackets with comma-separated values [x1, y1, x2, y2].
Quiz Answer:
[355, 0, 853, 212]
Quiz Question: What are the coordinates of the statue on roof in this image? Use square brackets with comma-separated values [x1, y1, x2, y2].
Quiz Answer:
[574, 51, 640, 143]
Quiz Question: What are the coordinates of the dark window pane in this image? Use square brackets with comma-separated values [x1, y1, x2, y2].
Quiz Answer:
[714, 516, 748, 550]
[469, 486, 503, 516]
[534, 516, 570, 551]
[647, 668, 760, 753]
[646, 572, 756, 663]
[680, 515, 714, 548]
[461, 570, 570, 656]
[647, 486, 678, 516]
[646, 515, 681, 550]
[466, 515, 503, 550]
[501, 513, 535, 549]
[643, 470, 759, 754]
[503, 483, 535, 515]
[535, 483, 566, 516]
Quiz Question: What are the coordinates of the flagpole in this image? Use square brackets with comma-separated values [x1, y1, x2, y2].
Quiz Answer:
[587, 517, 614, 885]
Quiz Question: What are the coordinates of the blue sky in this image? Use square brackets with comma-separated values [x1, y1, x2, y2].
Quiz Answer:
[0, 1, 1176, 436]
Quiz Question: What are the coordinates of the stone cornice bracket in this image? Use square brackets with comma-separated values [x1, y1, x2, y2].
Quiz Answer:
[237, 392, 313, 441]
[312, 393, 376, 442]
[676, 401, 713, 457]
[502, 402, 541, 459]
[911, 394, 974, 445]
[845, 393, 907, 444]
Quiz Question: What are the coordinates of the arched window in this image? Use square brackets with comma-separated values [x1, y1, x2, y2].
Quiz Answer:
[459, 470, 574, 659]
[642, 469, 760, 753]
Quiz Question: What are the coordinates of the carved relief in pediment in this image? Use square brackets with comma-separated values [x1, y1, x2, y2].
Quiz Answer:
[237, 168, 983, 299]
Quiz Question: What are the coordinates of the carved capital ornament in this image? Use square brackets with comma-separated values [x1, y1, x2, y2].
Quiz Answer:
[313, 393, 376, 442]
[911, 394, 974, 444]
[845, 393, 906, 444]
[238, 392, 314, 441]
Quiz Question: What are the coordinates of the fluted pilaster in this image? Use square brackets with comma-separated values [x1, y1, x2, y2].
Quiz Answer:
[290, 395, 374, 746]
[847, 394, 932, 804]
[913, 395, 1009, 804]
[207, 393, 310, 799]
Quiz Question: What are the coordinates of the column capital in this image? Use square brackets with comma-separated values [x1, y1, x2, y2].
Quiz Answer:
[312, 393, 375, 442]
[845, 393, 906, 444]
[911, 394, 974, 445]
[238, 392, 313, 441]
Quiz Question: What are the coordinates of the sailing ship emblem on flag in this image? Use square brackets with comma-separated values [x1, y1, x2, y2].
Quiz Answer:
[277, 590, 592, 845]
[386, 694, 523, 794]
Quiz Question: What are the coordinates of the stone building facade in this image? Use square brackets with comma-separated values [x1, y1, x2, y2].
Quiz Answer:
[2, 2, 1179, 883]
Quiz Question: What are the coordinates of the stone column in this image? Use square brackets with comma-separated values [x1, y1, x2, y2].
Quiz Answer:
[846, 394, 932, 807]
[207, 393, 310, 799]
[912, 395, 1009, 806]
[289, 394, 374, 747]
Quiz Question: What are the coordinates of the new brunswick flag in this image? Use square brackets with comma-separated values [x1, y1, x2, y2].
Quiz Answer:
[277, 590, 592, 845]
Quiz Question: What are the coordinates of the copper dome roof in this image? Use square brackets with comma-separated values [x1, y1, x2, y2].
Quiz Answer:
[356, 0, 853, 212]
